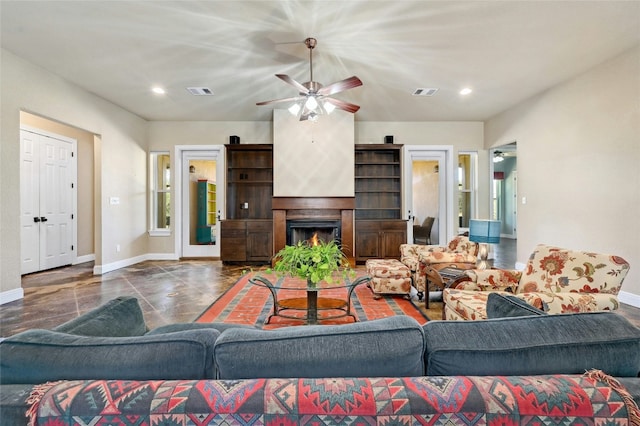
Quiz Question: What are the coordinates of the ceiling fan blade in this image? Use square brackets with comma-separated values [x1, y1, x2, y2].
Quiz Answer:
[324, 97, 360, 114]
[256, 96, 303, 106]
[317, 76, 362, 96]
[276, 74, 310, 94]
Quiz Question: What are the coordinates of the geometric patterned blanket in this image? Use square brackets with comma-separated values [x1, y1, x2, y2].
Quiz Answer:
[26, 371, 639, 425]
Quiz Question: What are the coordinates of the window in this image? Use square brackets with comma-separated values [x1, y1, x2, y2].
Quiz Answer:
[457, 152, 477, 229]
[150, 152, 171, 235]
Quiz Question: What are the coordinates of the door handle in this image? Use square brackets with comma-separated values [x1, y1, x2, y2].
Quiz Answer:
[33, 217, 41, 223]
[40, 216, 48, 222]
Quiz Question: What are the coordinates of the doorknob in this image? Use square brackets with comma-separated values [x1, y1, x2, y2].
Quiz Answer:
[33, 217, 41, 223]
[40, 216, 48, 222]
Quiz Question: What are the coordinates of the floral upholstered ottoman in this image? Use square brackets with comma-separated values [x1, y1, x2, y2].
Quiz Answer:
[365, 259, 412, 299]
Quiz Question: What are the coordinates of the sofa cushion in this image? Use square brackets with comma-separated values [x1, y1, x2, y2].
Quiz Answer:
[214, 316, 425, 379]
[486, 293, 547, 318]
[0, 328, 219, 384]
[53, 296, 147, 337]
[424, 312, 640, 376]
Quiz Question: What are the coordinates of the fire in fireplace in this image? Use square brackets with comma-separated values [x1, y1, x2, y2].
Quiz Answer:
[286, 219, 341, 245]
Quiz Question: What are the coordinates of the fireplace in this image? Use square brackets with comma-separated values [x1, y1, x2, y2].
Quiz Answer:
[287, 219, 341, 246]
[272, 197, 355, 262]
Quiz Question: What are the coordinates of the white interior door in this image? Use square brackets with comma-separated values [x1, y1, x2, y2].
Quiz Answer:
[404, 146, 454, 245]
[20, 131, 40, 274]
[179, 147, 224, 258]
[21, 128, 76, 274]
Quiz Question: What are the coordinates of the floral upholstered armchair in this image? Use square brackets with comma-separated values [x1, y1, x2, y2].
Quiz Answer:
[400, 236, 479, 302]
[443, 244, 630, 320]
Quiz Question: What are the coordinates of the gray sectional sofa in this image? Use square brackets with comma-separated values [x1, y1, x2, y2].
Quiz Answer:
[1, 295, 639, 424]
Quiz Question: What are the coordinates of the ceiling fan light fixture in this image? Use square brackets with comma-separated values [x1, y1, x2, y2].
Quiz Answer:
[305, 96, 318, 110]
[323, 100, 336, 114]
[256, 37, 362, 119]
[288, 103, 301, 116]
[493, 151, 504, 163]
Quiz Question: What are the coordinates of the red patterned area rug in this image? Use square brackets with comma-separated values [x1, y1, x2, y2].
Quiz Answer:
[196, 272, 428, 329]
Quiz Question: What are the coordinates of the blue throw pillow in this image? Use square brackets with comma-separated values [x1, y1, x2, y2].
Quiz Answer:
[486, 293, 546, 319]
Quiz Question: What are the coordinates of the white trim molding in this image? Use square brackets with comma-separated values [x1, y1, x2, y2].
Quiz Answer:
[0, 287, 25, 305]
[73, 254, 95, 265]
[93, 252, 179, 275]
[619, 290, 640, 309]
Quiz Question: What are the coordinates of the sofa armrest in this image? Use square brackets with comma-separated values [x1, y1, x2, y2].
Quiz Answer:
[0, 328, 220, 384]
[463, 268, 522, 292]
[53, 296, 148, 337]
[424, 312, 640, 376]
[418, 251, 476, 264]
[532, 292, 622, 314]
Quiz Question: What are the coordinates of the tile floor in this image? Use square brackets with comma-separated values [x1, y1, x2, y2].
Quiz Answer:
[1, 238, 638, 336]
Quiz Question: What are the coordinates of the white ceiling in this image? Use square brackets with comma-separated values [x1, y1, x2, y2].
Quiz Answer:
[1, 1, 639, 122]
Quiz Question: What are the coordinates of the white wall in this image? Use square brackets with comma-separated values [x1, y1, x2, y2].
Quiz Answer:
[485, 46, 640, 303]
[1, 48, 148, 299]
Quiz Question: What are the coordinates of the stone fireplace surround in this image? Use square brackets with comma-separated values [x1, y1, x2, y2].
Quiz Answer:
[272, 197, 355, 261]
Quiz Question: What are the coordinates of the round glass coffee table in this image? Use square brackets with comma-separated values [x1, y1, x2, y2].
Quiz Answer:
[249, 275, 371, 325]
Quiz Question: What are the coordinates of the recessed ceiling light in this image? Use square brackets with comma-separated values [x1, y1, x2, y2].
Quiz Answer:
[152, 87, 166, 95]
[460, 87, 472, 95]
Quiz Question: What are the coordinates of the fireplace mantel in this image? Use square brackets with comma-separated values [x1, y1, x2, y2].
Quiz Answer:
[272, 197, 355, 261]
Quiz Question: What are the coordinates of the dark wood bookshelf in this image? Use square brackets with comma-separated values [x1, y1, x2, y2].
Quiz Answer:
[354, 144, 406, 262]
[221, 144, 273, 263]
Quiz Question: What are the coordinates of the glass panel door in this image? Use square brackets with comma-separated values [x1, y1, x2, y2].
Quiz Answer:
[181, 150, 222, 257]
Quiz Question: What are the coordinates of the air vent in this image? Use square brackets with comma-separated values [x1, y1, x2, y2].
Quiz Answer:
[186, 87, 214, 96]
[412, 88, 439, 96]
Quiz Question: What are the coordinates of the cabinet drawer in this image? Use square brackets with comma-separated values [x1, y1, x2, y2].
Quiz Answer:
[247, 220, 272, 232]
[221, 220, 246, 238]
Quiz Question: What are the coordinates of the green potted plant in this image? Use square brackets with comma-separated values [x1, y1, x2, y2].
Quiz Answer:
[271, 236, 354, 286]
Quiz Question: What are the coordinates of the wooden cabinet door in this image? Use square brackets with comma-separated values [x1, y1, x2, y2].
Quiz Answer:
[356, 220, 407, 262]
[355, 221, 381, 261]
[380, 229, 406, 259]
[220, 220, 247, 262]
[247, 220, 273, 261]
[356, 230, 381, 260]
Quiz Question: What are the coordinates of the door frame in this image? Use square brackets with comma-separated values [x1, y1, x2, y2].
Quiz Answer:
[174, 145, 225, 258]
[403, 145, 455, 244]
[489, 143, 517, 239]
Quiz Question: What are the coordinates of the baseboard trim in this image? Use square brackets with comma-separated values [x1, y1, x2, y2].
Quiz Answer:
[0, 287, 24, 305]
[619, 290, 640, 309]
[73, 254, 95, 265]
[93, 252, 179, 275]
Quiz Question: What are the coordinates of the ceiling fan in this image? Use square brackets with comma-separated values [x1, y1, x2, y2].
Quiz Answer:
[256, 37, 363, 121]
